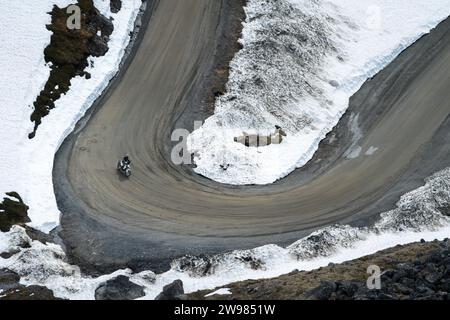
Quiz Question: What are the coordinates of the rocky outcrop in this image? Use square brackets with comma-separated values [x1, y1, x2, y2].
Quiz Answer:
[0, 268, 59, 300]
[0, 192, 54, 245]
[29, 0, 114, 138]
[0, 269, 20, 291]
[155, 280, 186, 300]
[1, 285, 60, 300]
[234, 126, 287, 147]
[0, 192, 30, 232]
[110, 0, 122, 14]
[173, 251, 265, 278]
[188, 239, 450, 300]
[95, 275, 145, 300]
[305, 242, 450, 300]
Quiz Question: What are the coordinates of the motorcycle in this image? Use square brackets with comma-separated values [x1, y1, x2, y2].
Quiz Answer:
[117, 159, 131, 178]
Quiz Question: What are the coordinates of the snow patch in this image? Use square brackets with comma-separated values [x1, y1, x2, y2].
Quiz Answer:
[0, 226, 32, 255]
[205, 288, 232, 297]
[365, 146, 378, 156]
[188, 0, 450, 185]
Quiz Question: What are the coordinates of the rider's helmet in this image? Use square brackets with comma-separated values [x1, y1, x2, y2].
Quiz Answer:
[124, 154, 130, 162]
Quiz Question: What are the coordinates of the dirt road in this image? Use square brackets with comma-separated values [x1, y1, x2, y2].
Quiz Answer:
[54, 2, 450, 273]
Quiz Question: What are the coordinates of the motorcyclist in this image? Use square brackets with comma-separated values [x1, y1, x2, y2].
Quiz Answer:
[122, 154, 131, 167]
[117, 154, 132, 178]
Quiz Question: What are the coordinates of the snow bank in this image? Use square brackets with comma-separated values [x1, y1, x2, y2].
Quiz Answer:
[188, 0, 450, 185]
[0, 0, 142, 232]
[1, 167, 449, 299]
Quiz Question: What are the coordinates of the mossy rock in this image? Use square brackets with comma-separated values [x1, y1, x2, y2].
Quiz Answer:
[0, 192, 30, 232]
[29, 0, 114, 139]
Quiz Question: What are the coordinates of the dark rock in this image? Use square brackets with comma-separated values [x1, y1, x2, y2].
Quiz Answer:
[426, 253, 443, 264]
[443, 266, 450, 278]
[0, 285, 60, 300]
[396, 262, 414, 271]
[174, 255, 214, 277]
[382, 269, 395, 279]
[110, 0, 122, 13]
[235, 254, 264, 270]
[306, 281, 337, 300]
[0, 269, 20, 291]
[392, 283, 413, 295]
[437, 205, 450, 216]
[444, 256, 450, 267]
[415, 278, 427, 288]
[359, 289, 380, 300]
[376, 292, 395, 300]
[391, 270, 407, 282]
[88, 35, 109, 57]
[400, 277, 415, 288]
[95, 275, 145, 300]
[416, 286, 435, 296]
[0, 192, 30, 232]
[0, 249, 21, 259]
[396, 262, 415, 278]
[29, 0, 115, 138]
[336, 280, 360, 298]
[329, 80, 339, 87]
[424, 272, 442, 285]
[247, 286, 257, 294]
[155, 280, 186, 300]
[23, 225, 53, 244]
[288, 269, 300, 276]
[439, 279, 450, 292]
[91, 14, 114, 37]
[435, 292, 448, 300]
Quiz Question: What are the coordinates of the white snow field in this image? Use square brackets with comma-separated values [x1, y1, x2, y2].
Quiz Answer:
[0, 0, 142, 232]
[188, 0, 450, 185]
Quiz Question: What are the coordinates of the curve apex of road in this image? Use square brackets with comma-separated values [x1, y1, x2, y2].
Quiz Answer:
[54, 1, 450, 274]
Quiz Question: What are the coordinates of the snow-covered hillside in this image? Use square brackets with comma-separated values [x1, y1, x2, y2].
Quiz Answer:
[188, 0, 450, 185]
[0, 0, 141, 231]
